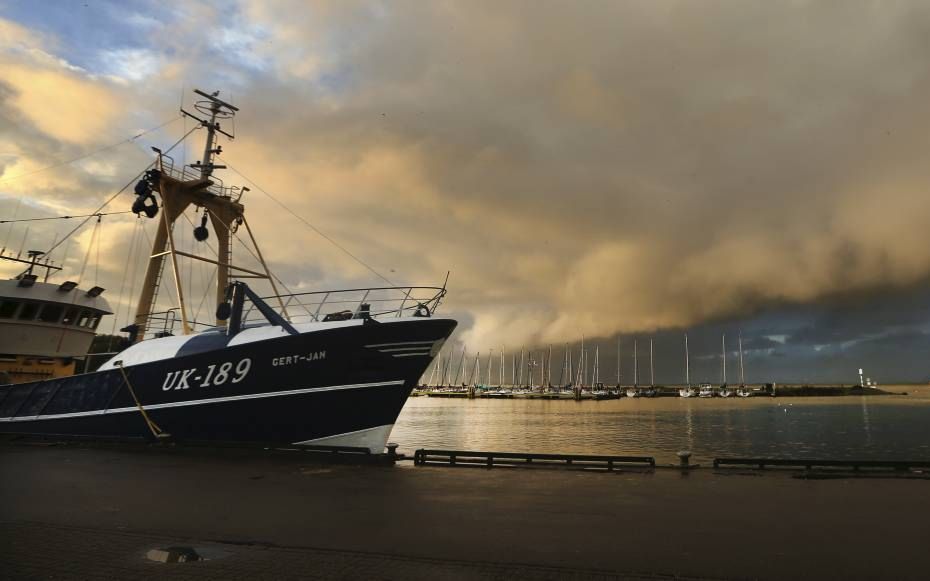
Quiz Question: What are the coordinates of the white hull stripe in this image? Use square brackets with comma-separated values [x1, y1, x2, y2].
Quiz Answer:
[0, 380, 405, 423]
[392, 352, 431, 358]
[376, 346, 434, 352]
[365, 341, 434, 348]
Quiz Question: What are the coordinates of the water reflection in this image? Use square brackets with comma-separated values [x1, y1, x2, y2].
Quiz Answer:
[392, 386, 930, 462]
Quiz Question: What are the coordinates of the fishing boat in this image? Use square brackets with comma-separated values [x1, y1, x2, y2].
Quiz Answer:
[698, 383, 716, 398]
[679, 334, 697, 397]
[0, 90, 456, 452]
[0, 251, 113, 384]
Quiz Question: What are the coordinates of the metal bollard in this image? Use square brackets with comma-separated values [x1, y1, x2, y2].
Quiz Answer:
[386, 442, 399, 459]
[677, 450, 692, 468]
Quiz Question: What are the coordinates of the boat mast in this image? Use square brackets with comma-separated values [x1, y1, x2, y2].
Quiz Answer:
[738, 332, 745, 386]
[684, 333, 690, 387]
[453, 347, 466, 386]
[547, 344, 552, 387]
[428, 352, 440, 386]
[472, 352, 480, 386]
[132, 89, 284, 341]
[594, 346, 600, 386]
[566, 344, 573, 387]
[649, 339, 655, 387]
[486, 350, 493, 386]
[633, 339, 638, 387]
[721, 334, 727, 384]
[616, 337, 621, 386]
[578, 335, 588, 387]
[511, 352, 516, 387]
[499, 347, 504, 387]
[518, 347, 525, 387]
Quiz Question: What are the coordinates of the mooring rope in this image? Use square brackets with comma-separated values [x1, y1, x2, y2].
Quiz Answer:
[115, 361, 167, 439]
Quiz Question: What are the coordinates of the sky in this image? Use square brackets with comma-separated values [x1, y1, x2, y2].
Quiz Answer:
[1, 0, 930, 383]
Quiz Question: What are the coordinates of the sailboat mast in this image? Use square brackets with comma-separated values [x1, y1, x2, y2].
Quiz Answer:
[511, 352, 516, 386]
[722, 334, 727, 384]
[486, 350, 493, 386]
[685, 333, 690, 387]
[499, 347, 503, 387]
[616, 338, 621, 386]
[594, 346, 600, 386]
[649, 339, 655, 387]
[738, 333, 745, 386]
[429, 352, 440, 386]
[633, 339, 638, 387]
[547, 345, 552, 387]
[472, 352, 480, 386]
[567, 344, 573, 387]
[454, 347, 466, 386]
[518, 348, 525, 387]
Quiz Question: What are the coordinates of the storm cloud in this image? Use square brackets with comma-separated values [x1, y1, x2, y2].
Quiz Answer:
[2, 1, 930, 379]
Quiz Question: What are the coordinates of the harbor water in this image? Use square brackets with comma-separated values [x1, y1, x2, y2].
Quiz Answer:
[391, 385, 930, 463]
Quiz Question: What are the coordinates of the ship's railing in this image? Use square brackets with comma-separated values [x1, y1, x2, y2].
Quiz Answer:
[136, 286, 446, 339]
[154, 150, 246, 201]
[141, 309, 216, 340]
[245, 285, 447, 325]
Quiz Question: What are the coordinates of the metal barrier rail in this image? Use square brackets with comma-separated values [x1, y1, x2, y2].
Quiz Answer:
[292, 444, 372, 455]
[413, 449, 655, 470]
[713, 458, 930, 471]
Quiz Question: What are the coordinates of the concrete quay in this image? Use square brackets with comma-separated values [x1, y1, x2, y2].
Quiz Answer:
[1, 441, 927, 580]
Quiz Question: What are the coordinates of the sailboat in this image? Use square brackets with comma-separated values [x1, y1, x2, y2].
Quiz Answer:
[679, 334, 697, 397]
[0, 90, 455, 452]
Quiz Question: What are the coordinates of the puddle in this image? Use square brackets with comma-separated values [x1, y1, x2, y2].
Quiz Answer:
[145, 546, 230, 563]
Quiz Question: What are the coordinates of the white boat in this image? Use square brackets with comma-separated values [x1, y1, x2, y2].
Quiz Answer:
[698, 383, 716, 397]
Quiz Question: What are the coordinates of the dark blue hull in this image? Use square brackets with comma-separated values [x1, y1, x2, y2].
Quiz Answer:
[0, 319, 455, 449]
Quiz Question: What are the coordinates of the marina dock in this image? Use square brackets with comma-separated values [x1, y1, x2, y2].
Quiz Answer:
[413, 383, 903, 399]
[2, 440, 927, 580]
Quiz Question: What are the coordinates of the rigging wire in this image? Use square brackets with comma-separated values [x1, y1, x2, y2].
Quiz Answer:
[0, 198, 24, 249]
[0, 210, 135, 224]
[0, 116, 182, 186]
[110, 217, 141, 335]
[76, 216, 101, 286]
[216, 156, 395, 286]
[39, 124, 201, 263]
